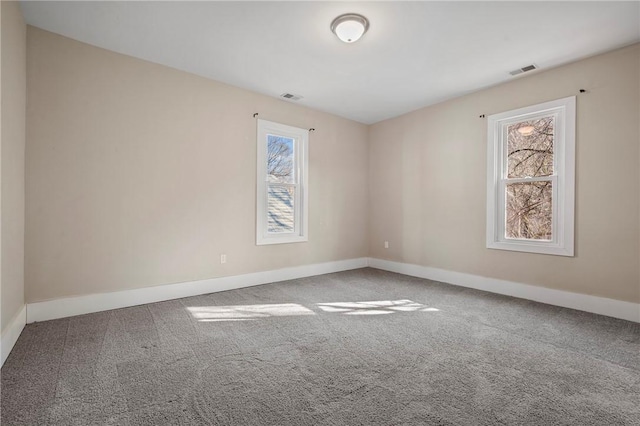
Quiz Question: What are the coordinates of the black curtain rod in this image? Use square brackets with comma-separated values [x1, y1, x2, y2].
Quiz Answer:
[252, 113, 315, 131]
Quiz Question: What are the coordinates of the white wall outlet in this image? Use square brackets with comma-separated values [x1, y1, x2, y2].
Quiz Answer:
[220, 254, 227, 264]
[384, 241, 389, 249]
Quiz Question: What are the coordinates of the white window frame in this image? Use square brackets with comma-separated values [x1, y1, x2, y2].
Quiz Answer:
[486, 96, 575, 256]
[256, 119, 309, 245]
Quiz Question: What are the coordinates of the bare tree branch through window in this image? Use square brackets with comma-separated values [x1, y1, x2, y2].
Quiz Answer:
[506, 117, 554, 240]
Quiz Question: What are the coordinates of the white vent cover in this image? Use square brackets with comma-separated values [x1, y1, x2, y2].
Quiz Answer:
[280, 93, 303, 101]
[509, 64, 538, 76]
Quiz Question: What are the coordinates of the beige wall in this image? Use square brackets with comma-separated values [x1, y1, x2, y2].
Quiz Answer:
[24, 24, 640, 305]
[369, 44, 640, 303]
[26, 27, 369, 302]
[1, 2, 27, 332]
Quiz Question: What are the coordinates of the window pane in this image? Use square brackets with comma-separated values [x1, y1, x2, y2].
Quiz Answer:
[507, 116, 554, 178]
[267, 135, 295, 184]
[268, 186, 295, 233]
[506, 181, 552, 240]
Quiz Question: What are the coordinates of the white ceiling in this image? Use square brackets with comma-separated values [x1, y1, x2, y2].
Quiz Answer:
[20, 1, 640, 124]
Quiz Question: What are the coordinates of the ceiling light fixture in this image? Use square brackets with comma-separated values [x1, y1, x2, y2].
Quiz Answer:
[331, 13, 370, 43]
[517, 125, 536, 136]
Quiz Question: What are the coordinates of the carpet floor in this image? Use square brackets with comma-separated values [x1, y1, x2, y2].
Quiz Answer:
[1, 268, 639, 425]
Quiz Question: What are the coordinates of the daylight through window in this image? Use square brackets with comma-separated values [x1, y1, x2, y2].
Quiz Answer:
[257, 120, 309, 245]
[486, 97, 575, 256]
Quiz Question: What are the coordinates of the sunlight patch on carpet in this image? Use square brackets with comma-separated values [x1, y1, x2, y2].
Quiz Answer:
[316, 299, 440, 315]
[187, 303, 315, 321]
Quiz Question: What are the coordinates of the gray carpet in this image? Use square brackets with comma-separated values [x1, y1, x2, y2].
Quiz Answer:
[1, 268, 639, 425]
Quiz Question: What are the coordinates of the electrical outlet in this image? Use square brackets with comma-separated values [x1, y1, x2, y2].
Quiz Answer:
[384, 241, 389, 249]
[220, 254, 227, 264]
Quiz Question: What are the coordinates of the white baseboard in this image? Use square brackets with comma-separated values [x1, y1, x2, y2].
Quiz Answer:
[26, 257, 369, 323]
[368, 258, 640, 323]
[1, 305, 27, 367]
[24, 256, 640, 325]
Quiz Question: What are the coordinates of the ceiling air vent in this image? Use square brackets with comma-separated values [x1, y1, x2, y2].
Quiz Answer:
[509, 64, 538, 76]
[280, 93, 303, 101]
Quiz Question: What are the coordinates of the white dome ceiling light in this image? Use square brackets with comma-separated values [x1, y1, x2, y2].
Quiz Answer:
[330, 13, 370, 43]
[517, 125, 536, 136]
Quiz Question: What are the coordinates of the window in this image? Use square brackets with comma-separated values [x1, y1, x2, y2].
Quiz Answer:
[486, 96, 575, 256]
[256, 119, 309, 245]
